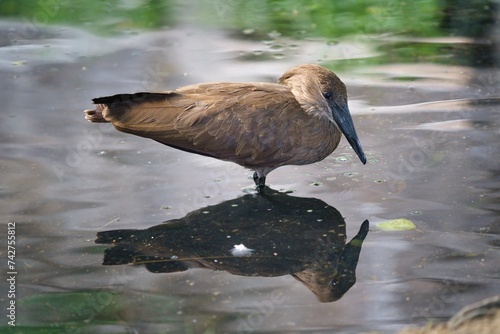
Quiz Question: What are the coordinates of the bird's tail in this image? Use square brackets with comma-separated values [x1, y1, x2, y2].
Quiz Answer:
[84, 103, 109, 123]
[84, 92, 175, 126]
[95, 228, 189, 273]
[85, 94, 153, 123]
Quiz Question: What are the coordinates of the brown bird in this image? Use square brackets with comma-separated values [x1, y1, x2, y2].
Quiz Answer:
[84, 64, 366, 189]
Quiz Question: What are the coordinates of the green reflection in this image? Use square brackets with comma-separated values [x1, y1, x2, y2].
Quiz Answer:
[4, 290, 195, 332]
[198, 0, 441, 38]
[0, 0, 174, 35]
[0, 0, 441, 37]
[0, 1, 495, 71]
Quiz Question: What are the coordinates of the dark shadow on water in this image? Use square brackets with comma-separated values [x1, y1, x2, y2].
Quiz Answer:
[95, 187, 369, 303]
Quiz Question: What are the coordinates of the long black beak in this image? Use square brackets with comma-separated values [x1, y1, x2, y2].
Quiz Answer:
[330, 101, 366, 164]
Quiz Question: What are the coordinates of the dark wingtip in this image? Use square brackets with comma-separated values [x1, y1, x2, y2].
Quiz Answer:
[92, 93, 149, 105]
[92, 92, 173, 105]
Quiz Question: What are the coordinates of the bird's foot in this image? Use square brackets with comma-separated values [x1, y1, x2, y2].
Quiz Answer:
[252, 172, 266, 193]
[84, 104, 109, 123]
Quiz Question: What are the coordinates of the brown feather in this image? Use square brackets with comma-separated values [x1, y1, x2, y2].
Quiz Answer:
[84, 64, 364, 187]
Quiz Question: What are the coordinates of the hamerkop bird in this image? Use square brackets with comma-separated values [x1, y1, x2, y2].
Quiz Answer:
[84, 64, 366, 189]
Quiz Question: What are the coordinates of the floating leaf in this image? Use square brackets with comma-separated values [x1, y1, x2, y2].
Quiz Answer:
[11, 60, 26, 66]
[376, 218, 416, 231]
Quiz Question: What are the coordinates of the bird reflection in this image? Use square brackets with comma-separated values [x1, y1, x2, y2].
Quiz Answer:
[96, 187, 369, 302]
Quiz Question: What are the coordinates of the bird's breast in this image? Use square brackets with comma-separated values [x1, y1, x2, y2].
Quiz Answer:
[240, 116, 341, 169]
[287, 117, 341, 165]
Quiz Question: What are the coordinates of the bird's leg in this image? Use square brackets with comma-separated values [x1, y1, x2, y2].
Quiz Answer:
[257, 176, 266, 190]
[252, 171, 266, 193]
[252, 172, 259, 185]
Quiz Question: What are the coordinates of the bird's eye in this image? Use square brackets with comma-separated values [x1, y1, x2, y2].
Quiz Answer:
[323, 92, 332, 100]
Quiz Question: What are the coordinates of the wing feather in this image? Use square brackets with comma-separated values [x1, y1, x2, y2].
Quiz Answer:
[97, 83, 308, 167]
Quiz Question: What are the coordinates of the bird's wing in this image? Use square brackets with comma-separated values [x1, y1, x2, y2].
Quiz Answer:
[93, 83, 306, 166]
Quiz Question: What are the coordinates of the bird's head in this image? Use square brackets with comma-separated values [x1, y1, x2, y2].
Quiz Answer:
[279, 64, 366, 164]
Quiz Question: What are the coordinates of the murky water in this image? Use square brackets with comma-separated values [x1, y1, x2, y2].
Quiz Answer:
[1, 2, 499, 333]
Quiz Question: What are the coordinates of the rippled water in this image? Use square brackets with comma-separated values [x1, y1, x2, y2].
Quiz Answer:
[1, 5, 499, 333]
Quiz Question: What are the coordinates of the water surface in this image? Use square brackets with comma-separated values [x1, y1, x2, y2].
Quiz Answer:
[1, 1, 499, 333]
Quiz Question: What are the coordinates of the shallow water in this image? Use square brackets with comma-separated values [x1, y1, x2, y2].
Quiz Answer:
[1, 3, 499, 333]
